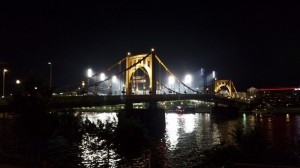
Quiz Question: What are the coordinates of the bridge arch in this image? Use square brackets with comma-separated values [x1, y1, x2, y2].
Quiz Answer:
[125, 53, 156, 95]
[214, 80, 238, 98]
[128, 66, 151, 95]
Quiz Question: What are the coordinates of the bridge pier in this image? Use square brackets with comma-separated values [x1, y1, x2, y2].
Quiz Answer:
[211, 103, 240, 118]
[125, 102, 134, 110]
[121, 100, 165, 137]
[146, 100, 157, 109]
[119, 107, 165, 137]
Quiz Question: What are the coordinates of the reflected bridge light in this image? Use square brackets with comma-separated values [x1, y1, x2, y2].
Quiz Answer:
[100, 73, 106, 81]
[87, 68, 93, 78]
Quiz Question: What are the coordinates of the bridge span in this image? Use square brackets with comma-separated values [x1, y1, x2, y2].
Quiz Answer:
[49, 94, 247, 109]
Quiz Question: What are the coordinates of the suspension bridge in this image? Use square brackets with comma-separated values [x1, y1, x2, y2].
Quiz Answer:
[50, 49, 246, 110]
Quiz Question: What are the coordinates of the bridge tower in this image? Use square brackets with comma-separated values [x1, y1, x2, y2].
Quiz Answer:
[125, 52, 156, 95]
[214, 80, 238, 98]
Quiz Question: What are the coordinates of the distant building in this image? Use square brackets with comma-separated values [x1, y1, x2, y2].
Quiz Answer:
[256, 87, 300, 107]
[247, 87, 257, 98]
[237, 92, 246, 98]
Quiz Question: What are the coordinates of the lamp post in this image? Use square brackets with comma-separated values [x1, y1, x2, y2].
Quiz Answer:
[184, 74, 192, 93]
[168, 76, 175, 94]
[87, 68, 93, 94]
[99, 73, 105, 95]
[48, 62, 52, 89]
[2, 69, 7, 98]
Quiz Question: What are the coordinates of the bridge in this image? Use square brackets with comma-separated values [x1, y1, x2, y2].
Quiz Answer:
[49, 94, 246, 109]
[51, 49, 247, 110]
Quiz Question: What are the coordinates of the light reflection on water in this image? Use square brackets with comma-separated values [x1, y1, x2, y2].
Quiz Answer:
[80, 112, 119, 167]
[165, 113, 179, 149]
[79, 112, 300, 167]
[83, 112, 118, 124]
[1, 111, 300, 167]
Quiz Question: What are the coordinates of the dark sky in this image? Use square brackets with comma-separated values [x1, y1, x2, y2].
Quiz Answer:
[1, 0, 299, 91]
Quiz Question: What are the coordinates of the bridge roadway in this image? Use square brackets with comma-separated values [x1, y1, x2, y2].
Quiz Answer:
[49, 94, 247, 109]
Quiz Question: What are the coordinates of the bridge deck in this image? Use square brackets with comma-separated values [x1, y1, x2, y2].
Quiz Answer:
[49, 94, 248, 109]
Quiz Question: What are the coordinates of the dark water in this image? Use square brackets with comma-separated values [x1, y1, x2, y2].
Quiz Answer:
[1, 112, 300, 167]
[80, 112, 300, 167]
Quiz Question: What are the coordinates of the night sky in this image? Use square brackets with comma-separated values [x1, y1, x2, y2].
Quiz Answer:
[1, 0, 299, 91]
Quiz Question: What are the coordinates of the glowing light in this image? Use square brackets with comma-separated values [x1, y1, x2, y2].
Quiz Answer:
[286, 114, 290, 122]
[212, 71, 216, 78]
[112, 75, 117, 83]
[16, 79, 21, 84]
[151, 48, 155, 52]
[165, 113, 179, 149]
[184, 114, 195, 133]
[127, 52, 131, 56]
[168, 76, 175, 85]
[100, 73, 106, 81]
[259, 88, 296, 91]
[184, 74, 192, 84]
[87, 68, 93, 78]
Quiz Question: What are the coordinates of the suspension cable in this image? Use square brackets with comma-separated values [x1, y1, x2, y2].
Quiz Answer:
[88, 52, 152, 87]
[155, 55, 199, 93]
[156, 81, 180, 94]
[91, 57, 126, 78]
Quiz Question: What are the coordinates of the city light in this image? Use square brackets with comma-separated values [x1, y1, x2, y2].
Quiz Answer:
[100, 73, 106, 81]
[168, 76, 175, 85]
[184, 74, 192, 84]
[16, 79, 21, 84]
[112, 75, 117, 83]
[2, 69, 8, 98]
[48, 62, 52, 88]
[87, 68, 93, 78]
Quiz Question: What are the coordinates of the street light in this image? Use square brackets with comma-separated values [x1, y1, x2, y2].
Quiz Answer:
[184, 74, 192, 84]
[87, 68, 93, 84]
[2, 69, 7, 98]
[112, 75, 117, 83]
[48, 62, 52, 89]
[99, 73, 105, 95]
[16, 79, 21, 85]
[168, 76, 175, 93]
[87, 68, 93, 78]
[184, 74, 192, 93]
[168, 76, 175, 85]
[99, 73, 105, 81]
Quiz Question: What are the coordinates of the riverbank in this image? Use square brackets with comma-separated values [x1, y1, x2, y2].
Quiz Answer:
[252, 107, 300, 114]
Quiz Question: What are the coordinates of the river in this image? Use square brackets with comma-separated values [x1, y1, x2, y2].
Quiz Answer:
[1, 111, 300, 167]
[80, 112, 300, 167]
